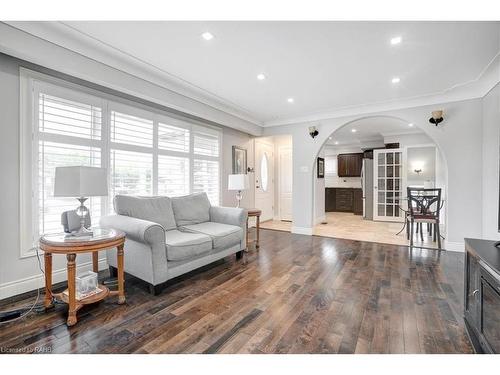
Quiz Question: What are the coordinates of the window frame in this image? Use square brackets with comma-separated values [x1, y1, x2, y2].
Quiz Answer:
[20, 68, 222, 258]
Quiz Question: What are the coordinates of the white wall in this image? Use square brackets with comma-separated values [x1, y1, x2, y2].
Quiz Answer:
[407, 146, 436, 187]
[0, 54, 54, 298]
[0, 53, 256, 299]
[221, 127, 255, 209]
[263, 99, 484, 248]
[482, 82, 500, 240]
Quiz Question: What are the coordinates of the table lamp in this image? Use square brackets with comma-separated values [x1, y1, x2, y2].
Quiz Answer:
[54, 166, 108, 237]
[228, 174, 249, 208]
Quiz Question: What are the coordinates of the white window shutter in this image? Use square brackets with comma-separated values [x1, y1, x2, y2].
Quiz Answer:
[193, 159, 220, 205]
[110, 149, 153, 198]
[158, 122, 190, 153]
[110, 110, 153, 147]
[37, 92, 103, 234]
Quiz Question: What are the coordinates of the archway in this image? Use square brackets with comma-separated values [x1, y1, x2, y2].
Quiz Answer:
[310, 115, 449, 248]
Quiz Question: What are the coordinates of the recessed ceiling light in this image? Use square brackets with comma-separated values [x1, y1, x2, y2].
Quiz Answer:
[201, 32, 214, 41]
[351, 129, 357, 133]
[328, 137, 332, 140]
[390, 36, 402, 45]
[392, 77, 401, 84]
[334, 141, 339, 145]
[408, 123, 414, 127]
[287, 98, 294, 103]
[257, 73, 266, 80]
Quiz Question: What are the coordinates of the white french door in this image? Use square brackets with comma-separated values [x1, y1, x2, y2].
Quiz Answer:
[373, 148, 406, 222]
[255, 140, 275, 222]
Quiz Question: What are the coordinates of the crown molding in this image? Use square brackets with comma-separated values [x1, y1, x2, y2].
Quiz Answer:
[2, 21, 263, 128]
[264, 51, 500, 127]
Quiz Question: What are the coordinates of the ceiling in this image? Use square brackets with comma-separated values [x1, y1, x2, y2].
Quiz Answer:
[325, 117, 422, 147]
[10, 21, 500, 126]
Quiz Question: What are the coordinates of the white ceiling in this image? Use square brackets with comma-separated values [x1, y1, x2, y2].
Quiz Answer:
[10, 21, 500, 126]
[325, 117, 422, 147]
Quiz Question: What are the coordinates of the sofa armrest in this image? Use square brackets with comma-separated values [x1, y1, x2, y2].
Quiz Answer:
[100, 215, 165, 247]
[209, 206, 247, 228]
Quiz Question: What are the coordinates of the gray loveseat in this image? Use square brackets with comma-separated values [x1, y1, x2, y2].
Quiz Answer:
[100, 192, 247, 295]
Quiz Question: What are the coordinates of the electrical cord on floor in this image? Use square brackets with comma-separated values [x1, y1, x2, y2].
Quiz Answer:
[0, 246, 46, 324]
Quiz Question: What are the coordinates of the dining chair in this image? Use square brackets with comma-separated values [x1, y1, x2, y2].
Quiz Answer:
[407, 187, 443, 249]
[397, 195, 425, 240]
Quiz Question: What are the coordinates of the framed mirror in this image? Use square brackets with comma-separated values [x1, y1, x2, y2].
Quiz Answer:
[232, 146, 247, 174]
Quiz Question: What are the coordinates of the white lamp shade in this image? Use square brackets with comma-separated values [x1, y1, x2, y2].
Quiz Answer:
[228, 174, 249, 191]
[54, 166, 108, 197]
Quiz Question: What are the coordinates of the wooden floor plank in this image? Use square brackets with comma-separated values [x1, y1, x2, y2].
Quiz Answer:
[0, 229, 473, 354]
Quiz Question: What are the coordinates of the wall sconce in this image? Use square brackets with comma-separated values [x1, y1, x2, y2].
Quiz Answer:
[429, 110, 444, 126]
[308, 126, 319, 139]
[413, 161, 424, 175]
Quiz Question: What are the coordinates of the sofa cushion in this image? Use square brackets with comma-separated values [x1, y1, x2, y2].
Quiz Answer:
[171, 192, 211, 226]
[181, 222, 242, 249]
[165, 230, 212, 261]
[114, 195, 176, 231]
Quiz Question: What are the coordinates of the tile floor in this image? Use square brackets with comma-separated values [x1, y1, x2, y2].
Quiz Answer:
[259, 212, 445, 250]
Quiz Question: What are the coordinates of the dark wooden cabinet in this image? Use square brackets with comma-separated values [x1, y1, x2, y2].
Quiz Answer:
[465, 252, 480, 330]
[325, 188, 336, 212]
[353, 188, 363, 215]
[325, 187, 363, 215]
[464, 238, 500, 353]
[337, 153, 363, 177]
[335, 188, 354, 212]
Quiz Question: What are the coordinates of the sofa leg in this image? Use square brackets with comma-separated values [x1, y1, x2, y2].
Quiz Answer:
[109, 266, 118, 278]
[148, 284, 162, 296]
[236, 250, 244, 260]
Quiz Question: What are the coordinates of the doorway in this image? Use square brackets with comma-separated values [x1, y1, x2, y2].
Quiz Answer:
[255, 139, 274, 222]
[311, 116, 447, 249]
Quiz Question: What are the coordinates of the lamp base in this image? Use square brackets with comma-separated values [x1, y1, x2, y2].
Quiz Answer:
[235, 190, 243, 208]
[65, 197, 93, 237]
[67, 226, 94, 238]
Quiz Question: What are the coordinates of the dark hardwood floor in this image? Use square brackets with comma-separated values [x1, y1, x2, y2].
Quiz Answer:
[0, 229, 473, 354]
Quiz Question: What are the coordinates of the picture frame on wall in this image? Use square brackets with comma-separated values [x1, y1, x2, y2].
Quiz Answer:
[317, 157, 325, 178]
[232, 146, 247, 174]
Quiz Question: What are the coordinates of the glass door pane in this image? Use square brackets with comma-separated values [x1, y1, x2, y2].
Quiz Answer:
[374, 149, 404, 222]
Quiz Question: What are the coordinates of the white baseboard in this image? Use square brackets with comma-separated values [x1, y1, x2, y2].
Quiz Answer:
[0, 258, 108, 300]
[291, 226, 313, 235]
[444, 241, 465, 252]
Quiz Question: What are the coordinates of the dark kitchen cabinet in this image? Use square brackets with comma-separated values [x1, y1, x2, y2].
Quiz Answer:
[325, 188, 336, 212]
[335, 188, 354, 212]
[325, 187, 363, 214]
[337, 153, 363, 177]
[353, 188, 363, 215]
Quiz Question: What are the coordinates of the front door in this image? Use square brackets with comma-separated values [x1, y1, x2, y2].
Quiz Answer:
[255, 140, 274, 222]
[373, 148, 405, 222]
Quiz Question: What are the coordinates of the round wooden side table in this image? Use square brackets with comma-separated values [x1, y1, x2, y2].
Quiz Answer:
[39, 228, 126, 326]
[246, 208, 262, 250]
